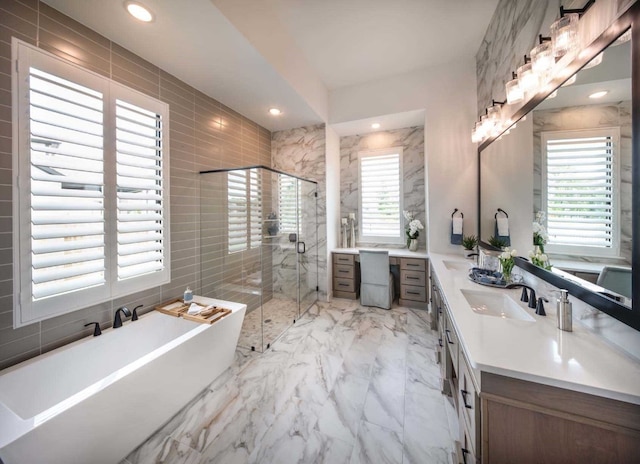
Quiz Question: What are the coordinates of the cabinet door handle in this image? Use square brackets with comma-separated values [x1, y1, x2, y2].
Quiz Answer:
[438, 338, 443, 347]
[338, 269, 349, 273]
[461, 389, 473, 409]
[461, 448, 470, 464]
[338, 283, 349, 287]
[407, 291, 421, 295]
[445, 329, 454, 345]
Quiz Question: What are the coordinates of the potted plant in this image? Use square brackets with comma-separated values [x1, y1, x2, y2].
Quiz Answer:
[488, 236, 508, 249]
[462, 235, 478, 256]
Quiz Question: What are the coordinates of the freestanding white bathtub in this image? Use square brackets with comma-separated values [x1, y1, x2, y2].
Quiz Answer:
[0, 296, 246, 464]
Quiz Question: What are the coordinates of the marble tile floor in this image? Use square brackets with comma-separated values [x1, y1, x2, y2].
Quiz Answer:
[123, 299, 459, 464]
[237, 297, 301, 352]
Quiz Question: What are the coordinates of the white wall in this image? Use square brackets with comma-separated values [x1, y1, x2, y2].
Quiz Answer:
[330, 59, 479, 254]
[325, 126, 341, 299]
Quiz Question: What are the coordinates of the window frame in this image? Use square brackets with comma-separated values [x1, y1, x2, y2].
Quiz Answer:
[541, 127, 620, 259]
[12, 39, 171, 327]
[357, 147, 404, 245]
[227, 168, 261, 254]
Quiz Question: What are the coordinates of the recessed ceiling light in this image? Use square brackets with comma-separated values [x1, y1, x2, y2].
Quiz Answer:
[269, 108, 282, 116]
[125, 1, 154, 22]
[371, 123, 380, 129]
[589, 90, 609, 99]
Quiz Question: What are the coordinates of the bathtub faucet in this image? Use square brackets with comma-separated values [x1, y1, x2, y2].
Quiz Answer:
[113, 307, 132, 328]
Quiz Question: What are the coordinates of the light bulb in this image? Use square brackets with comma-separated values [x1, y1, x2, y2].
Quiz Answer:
[517, 62, 539, 94]
[531, 41, 555, 78]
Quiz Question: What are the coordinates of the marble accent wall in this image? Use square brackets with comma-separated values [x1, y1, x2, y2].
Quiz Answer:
[340, 127, 426, 250]
[0, 0, 271, 370]
[532, 102, 632, 264]
[271, 124, 327, 301]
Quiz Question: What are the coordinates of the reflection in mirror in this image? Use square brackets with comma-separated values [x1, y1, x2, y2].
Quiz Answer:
[480, 30, 632, 307]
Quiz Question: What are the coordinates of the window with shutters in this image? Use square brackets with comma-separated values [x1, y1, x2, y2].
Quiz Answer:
[278, 174, 299, 233]
[358, 148, 404, 244]
[13, 39, 170, 327]
[541, 128, 620, 258]
[227, 169, 261, 253]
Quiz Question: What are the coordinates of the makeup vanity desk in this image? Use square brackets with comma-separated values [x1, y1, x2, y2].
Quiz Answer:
[331, 248, 429, 309]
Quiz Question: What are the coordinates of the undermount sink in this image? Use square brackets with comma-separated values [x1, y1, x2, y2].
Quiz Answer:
[443, 260, 472, 272]
[460, 289, 536, 322]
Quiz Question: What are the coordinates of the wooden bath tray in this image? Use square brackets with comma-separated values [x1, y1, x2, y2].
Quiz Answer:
[155, 298, 232, 325]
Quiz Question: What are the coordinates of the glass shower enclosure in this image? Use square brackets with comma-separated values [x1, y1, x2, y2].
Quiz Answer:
[199, 166, 318, 352]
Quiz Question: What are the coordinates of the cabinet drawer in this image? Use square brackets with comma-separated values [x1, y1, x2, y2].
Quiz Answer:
[400, 285, 426, 302]
[333, 277, 355, 292]
[458, 355, 479, 455]
[400, 257, 426, 271]
[444, 310, 459, 375]
[334, 264, 354, 279]
[333, 253, 355, 265]
[401, 270, 426, 287]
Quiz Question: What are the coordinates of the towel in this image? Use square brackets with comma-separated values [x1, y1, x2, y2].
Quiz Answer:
[187, 303, 209, 315]
[497, 217, 509, 236]
[452, 217, 463, 235]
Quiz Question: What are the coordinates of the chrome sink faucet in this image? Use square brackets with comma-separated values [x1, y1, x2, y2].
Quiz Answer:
[113, 306, 132, 328]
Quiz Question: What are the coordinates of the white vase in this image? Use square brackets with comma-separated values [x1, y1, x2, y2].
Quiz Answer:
[409, 239, 418, 251]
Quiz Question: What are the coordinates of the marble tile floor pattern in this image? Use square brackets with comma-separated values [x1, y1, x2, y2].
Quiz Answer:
[123, 299, 459, 464]
[237, 297, 301, 352]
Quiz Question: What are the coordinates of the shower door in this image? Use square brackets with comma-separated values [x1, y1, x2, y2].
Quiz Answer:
[298, 179, 317, 315]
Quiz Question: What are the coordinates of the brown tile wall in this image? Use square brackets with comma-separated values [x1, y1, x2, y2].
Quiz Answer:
[0, 0, 272, 369]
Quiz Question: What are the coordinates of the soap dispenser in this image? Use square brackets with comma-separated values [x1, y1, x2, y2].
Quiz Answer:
[184, 286, 193, 304]
[556, 289, 572, 332]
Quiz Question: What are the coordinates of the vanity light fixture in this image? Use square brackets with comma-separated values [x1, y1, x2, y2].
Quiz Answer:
[124, 1, 154, 22]
[517, 58, 539, 95]
[371, 123, 381, 129]
[551, 13, 579, 58]
[561, 74, 577, 87]
[269, 108, 282, 116]
[589, 90, 608, 99]
[531, 36, 555, 78]
[506, 72, 524, 104]
[582, 51, 603, 69]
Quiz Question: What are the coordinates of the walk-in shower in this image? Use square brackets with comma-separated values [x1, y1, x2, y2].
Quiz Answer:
[199, 166, 318, 352]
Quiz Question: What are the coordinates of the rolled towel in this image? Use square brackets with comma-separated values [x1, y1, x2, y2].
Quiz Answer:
[497, 217, 509, 236]
[187, 303, 203, 315]
[452, 217, 463, 235]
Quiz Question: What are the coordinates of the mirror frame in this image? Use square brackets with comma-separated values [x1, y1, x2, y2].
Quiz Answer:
[477, 3, 640, 331]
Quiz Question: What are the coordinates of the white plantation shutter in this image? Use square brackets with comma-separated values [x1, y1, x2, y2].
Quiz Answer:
[228, 168, 261, 253]
[359, 149, 403, 242]
[279, 174, 299, 233]
[542, 129, 619, 257]
[115, 99, 166, 281]
[14, 40, 170, 326]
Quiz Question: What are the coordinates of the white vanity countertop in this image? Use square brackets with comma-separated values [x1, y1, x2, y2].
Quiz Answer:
[429, 252, 640, 405]
[332, 247, 429, 259]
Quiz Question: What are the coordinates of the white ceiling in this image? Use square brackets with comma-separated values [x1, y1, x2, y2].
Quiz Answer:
[42, 0, 499, 132]
[268, 0, 500, 90]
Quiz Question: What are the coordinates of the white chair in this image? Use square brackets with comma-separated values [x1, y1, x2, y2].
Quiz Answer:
[359, 250, 394, 309]
[596, 266, 632, 299]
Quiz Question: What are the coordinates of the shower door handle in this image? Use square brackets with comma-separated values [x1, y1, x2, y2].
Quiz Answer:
[297, 241, 306, 254]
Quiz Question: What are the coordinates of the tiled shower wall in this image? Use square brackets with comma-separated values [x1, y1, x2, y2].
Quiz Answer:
[340, 127, 426, 250]
[272, 124, 327, 300]
[0, 0, 271, 370]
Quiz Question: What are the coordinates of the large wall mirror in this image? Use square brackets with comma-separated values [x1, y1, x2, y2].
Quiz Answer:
[478, 4, 640, 331]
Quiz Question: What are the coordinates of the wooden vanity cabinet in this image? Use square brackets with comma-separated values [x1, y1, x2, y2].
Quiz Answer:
[332, 253, 360, 299]
[431, 267, 640, 464]
[399, 257, 428, 309]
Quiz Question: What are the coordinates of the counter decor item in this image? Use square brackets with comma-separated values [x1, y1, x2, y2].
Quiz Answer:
[529, 246, 552, 270]
[462, 234, 478, 256]
[341, 218, 349, 248]
[533, 211, 548, 253]
[404, 210, 424, 251]
[467, 267, 507, 287]
[498, 248, 517, 282]
[349, 212, 356, 248]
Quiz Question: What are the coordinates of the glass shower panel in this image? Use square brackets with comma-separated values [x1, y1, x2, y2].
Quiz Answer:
[298, 179, 318, 315]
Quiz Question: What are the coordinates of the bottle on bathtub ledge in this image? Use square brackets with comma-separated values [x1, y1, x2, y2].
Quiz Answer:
[184, 286, 193, 304]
